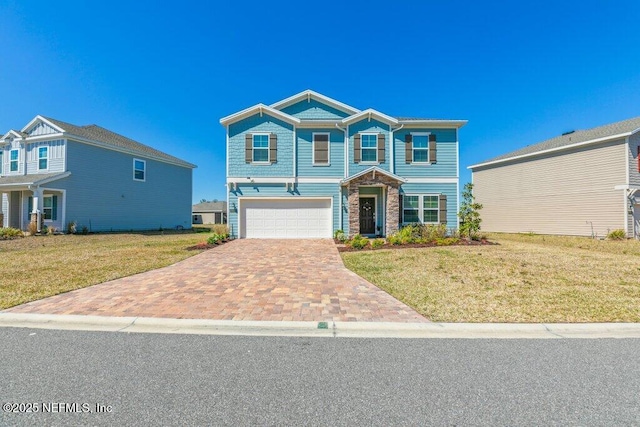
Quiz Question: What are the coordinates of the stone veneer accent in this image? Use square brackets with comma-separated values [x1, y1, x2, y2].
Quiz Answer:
[346, 171, 401, 238]
[30, 212, 43, 232]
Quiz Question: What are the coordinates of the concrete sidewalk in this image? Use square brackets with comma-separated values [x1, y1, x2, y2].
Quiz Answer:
[1, 313, 639, 339]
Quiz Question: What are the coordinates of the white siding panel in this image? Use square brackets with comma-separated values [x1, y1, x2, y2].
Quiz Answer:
[473, 139, 627, 237]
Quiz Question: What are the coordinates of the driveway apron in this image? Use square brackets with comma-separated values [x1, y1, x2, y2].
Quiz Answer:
[5, 239, 427, 322]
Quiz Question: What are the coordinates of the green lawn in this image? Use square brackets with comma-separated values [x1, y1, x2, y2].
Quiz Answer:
[0, 231, 212, 310]
[341, 233, 640, 323]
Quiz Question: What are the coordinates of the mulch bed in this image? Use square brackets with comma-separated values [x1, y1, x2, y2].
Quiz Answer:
[336, 238, 498, 252]
[186, 241, 230, 251]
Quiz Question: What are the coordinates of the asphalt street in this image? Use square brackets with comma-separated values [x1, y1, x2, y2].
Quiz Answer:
[1, 327, 639, 426]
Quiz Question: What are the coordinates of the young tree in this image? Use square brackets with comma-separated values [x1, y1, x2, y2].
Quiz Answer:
[458, 183, 483, 240]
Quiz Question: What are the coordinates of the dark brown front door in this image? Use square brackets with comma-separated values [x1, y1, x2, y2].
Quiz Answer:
[359, 197, 375, 235]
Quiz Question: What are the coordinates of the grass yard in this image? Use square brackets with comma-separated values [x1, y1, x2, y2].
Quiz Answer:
[341, 233, 640, 323]
[0, 231, 212, 310]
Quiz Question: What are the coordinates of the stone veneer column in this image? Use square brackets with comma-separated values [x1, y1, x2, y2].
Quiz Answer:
[386, 185, 400, 235]
[347, 183, 360, 237]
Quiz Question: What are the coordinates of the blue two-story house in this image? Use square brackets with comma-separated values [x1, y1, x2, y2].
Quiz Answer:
[0, 115, 195, 232]
[220, 90, 466, 239]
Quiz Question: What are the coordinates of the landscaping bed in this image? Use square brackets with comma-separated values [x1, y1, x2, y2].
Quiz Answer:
[337, 237, 495, 252]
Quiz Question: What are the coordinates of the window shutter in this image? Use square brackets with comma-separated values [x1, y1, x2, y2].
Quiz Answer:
[404, 134, 412, 163]
[439, 194, 447, 224]
[429, 134, 437, 163]
[245, 134, 252, 163]
[377, 134, 385, 163]
[637, 146, 640, 172]
[314, 137, 329, 164]
[354, 134, 361, 163]
[269, 133, 277, 163]
[398, 194, 403, 224]
[28, 196, 33, 214]
[52, 195, 58, 221]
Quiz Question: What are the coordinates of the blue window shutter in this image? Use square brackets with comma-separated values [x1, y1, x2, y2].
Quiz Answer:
[52, 196, 58, 220]
[28, 197, 32, 214]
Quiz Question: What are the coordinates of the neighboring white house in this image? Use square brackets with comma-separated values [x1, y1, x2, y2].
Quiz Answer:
[192, 201, 227, 224]
[469, 116, 640, 239]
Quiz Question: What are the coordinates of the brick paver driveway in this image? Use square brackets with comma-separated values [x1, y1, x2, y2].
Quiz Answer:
[6, 239, 427, 322]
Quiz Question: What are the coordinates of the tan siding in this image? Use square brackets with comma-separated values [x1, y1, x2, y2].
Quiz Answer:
[473, 139, 627, 237]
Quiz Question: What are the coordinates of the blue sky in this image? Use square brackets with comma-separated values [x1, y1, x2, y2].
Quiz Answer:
[1, 1, 639, 203]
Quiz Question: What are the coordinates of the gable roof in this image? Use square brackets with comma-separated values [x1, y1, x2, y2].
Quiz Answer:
[30, 116, 195, 168]
[341, 166, 407, 184]
[192, 201, 227, 212]
[469, 116, 640, 170]
[342, 108, 399, 126]
[270, 90, 360, 115]
[219, 104, 301, 126]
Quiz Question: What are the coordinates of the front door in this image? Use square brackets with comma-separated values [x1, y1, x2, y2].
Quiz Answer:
[9, 191, 21, 229]
[359, 197, 376, 235]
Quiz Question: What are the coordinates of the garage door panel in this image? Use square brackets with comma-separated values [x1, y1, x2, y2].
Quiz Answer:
[241, 199, 332, 238]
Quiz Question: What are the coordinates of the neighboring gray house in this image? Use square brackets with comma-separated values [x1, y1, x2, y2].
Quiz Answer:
[192, 201, 227, 224]
[469, 116, 640, 239]
[0, 115, 196, 232]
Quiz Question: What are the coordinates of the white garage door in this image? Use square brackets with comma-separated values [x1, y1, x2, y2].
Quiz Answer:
[240, 198, 332, 238]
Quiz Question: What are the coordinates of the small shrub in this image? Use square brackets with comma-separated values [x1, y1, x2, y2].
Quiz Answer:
[334, 230, 347, 242]
[419, 224, 448, 242]
[371, 238, 385, 249]
[349, 234, 369, 250]
[398, 225, 418, 244]
[207, 234, 223, 245]
[387, 233, 402, 245]
[435, 237, 459, 246]
[27, 221, 38, 235]
[81, 226, 89, 235]
[0, 227, 24, 240]
[47, 226, 57, 235]
[66, 221, 77, 234]
[607, 229, 626, 240]
[212, 224, 230, 238]
[41, 225, 48, 235]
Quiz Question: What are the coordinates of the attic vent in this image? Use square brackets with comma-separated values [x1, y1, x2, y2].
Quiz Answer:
[562, 130, 575, 136]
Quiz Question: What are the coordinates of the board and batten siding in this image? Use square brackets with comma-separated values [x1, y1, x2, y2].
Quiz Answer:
[280, 99, 350, 120]
[472, 139, 627, 237]
[53, 140, 192, 231]
[26, 140, 65, 174]
[227, 183, 339, 238]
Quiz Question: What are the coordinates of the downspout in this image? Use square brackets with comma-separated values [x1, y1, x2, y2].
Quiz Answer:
[389, 124, 404, 175]
[335, 123, 347, 230]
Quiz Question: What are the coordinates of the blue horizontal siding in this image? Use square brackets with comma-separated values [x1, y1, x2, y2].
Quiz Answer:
[399, 182, 458, 228]
[394, 128, 457, 178]
[280, 99, 350, 120]
[227, 182, 341, 238]
[228, 113, 294, 177]
[348, 118, 391, 175]
[296, 129, 344, 177]
[54, 140, 192, 231]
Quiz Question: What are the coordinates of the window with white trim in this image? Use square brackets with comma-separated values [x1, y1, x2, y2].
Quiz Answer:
[313, 133, 330, 165]
[403, 194, 439, 224]
[38, 146, 48, 170]
[412, 134, 429, 163]
[252, 134, 269, 163]
[43, 195, 53, 220]
[133, 159, 146, 181]
[361, 134, 378, 162]
[10, 149, 18, 172]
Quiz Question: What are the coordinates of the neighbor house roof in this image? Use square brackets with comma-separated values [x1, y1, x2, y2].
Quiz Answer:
[470, 116, 640, 169]
[39, 117, 196, 169]
[192, 201, 227, 212]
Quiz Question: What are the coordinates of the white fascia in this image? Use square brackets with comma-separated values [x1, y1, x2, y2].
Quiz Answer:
[1, 130, 25, 141]
[342, 109, 399, 126]
[469, 131, 635, 170]
[399, 119, 468, 129]
[270, 89, 360, 115]
[21, 115, 65, 133]
[219, 104, 301, 126]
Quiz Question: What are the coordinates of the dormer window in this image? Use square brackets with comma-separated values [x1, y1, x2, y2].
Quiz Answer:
[10, 149, 18, 172]
[38, 146, 48, 170]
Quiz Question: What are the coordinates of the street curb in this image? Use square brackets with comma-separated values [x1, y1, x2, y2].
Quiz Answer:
[1, 313, 639, 338]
